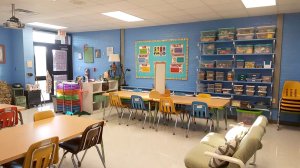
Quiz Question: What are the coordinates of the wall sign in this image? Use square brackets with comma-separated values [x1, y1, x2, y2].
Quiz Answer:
[0, 45, 5, 64]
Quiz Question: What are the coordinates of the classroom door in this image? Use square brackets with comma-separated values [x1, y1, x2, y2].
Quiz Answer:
[34, 43, 73, 101]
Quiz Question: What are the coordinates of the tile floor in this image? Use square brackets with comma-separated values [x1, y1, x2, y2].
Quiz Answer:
[19, 104, 300, 168]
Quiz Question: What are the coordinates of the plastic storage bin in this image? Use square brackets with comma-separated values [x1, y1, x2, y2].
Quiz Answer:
[264, 61, 272, 68]
[254, 44, 273, 54]
[256, 32, 275, 39]
[262, 76, 272, 83]
[246, 78, 262, 82]
[215, 88, 222, 93]
[236, 33, 254, 40]
[246, 85, 255, 91]
[218, 34, 234, 41]
[199, 71, 206, 80]
[234, 89, 243, 95]
[215, 83, 223, 89]
[206, 71, 214, 81]
[247, 73, 261, 79]
[236, 45, 253, 54]
[216, 60, 232, 68]
[203, 44, 215, 55]
[201, 61, 215, 68]
[244, 62, 255, 68]
[256, 25, 276, 33]
[207, 84, 215, 89]
[258, 86, 268, 91]
[237, 109, 262, 125]
[207, 88, 215, 93]
[216, 76, 224, 81]
[238, 74, 247, 81]
[237, 27, 255, 34]
[236, 60, 245, 68]
[222, 88, 232, 94]
[246, 90, 255, 96]
[219, 27, 235, 35]
[257, 91, 267, 97]
[201, 36, 216, 42]
[227, 71, 234, 81]
[234, 85, 244, 90]
[201, 30, 217, 37]
[217, 48, 233, 54]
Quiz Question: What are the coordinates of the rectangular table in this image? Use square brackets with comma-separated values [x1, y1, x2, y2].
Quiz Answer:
[104, 91, 230, 130]
[0, 104, 26, 125]
[0, 115, 101, 165]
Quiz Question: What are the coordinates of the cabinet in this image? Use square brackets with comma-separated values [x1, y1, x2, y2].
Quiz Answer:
[82, 80, 118, 114]
[12, 88, 27, 108]
[25, 90, 41, 108]
[198, 38, 276, 115]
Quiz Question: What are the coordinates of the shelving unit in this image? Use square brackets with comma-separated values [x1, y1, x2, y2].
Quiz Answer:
[197, 37, 276, 112]
[82, 80, 118, 114]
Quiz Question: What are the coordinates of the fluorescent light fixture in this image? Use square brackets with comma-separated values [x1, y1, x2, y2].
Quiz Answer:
[241, 0, 276, 8]
[27, 22, 67, 29]
[102, 11, 143, 22]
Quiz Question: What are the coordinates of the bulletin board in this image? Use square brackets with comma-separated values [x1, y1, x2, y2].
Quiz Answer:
[135, 38, 188, 80]
[84, 47, 94, 63]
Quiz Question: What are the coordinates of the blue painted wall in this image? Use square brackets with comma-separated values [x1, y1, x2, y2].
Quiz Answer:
[0, 28, 13, 83]
[124, 15, 277, 92]
[72, 30, 120, 79]
[11, 29, 25, 86]
[279, 13, 300, 122]
[23, 27, 35, 84]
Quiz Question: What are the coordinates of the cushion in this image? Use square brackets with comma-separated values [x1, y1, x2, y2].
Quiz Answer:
[208, 138, 239, 168]
[200, 132, 226, 148]
[184, 143, 216, 168]
[225, 126, 249, 142]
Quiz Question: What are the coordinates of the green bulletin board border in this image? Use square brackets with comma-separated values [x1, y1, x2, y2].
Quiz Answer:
[135, 38, 188, 80]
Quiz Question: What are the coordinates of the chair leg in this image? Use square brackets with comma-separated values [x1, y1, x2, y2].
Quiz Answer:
[173, 115, 178, 135]
[127, 109, 134, 126]
[186, 116, 191, 138]
[142, 112, 148, 129]
[58, 151, 68, 168]
[95, 143, 106, 168]
[106, 106, 113, 122]
[119, 108, 125, 125]
[71, 154, 79, 168]
[204, 118, 209, 132]
[76, 149, 88, 167]
[156, 114, 161, 132]
[277, 107, 281, 131]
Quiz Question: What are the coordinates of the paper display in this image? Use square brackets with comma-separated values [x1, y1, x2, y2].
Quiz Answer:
[53, 50, 67, 71]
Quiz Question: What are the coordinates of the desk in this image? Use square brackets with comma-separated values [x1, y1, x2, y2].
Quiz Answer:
[104, 91, 230, 130]
[0, 104, 26, 125]
[0, 115, 101, 165]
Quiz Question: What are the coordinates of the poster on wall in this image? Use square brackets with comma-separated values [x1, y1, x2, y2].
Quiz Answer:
[84, 47, 94, 63]
[135, 38, 188, 80]
[52, 50, 67, 71]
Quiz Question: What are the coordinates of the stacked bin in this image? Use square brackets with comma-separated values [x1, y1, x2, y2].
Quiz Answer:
[57, 82, 81, 114]
[256, 26, 276, 39]
[236, 27, 255, 40]
[200, 30, 217, 42]
[218, 28, 235, 40]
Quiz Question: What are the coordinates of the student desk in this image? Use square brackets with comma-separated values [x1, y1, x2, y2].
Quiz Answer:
[0, 115, 101, 165]
[104, 91, 230, 130]
[0, 104, 26, 125]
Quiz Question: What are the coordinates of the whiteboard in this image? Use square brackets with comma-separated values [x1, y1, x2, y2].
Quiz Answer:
[155, 62, 166, 94]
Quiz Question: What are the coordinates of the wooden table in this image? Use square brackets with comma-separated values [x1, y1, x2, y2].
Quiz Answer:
[105, 91, 230, 130]
[0, 115, 101, 165]
[0, 104, 26, 125]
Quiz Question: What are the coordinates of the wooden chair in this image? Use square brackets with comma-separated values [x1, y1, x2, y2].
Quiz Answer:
[107, 92, 130, 124]
[0, 107, 18, 129]
[156, 97, 181, 135]
[33, 110, 55, 122]
[58, 121, 106, 168]
[6, 136, 59, 168]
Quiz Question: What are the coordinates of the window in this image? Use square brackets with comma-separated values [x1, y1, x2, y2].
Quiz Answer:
[33, 31, 56, 44]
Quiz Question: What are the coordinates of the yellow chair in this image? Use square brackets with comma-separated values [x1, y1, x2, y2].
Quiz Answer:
[7, 137, 59, 168]
[107, 92, 130, 124]
[156, 97, 181, 135]
[33, 110, 55, 122]
[197, 93, 211, 98]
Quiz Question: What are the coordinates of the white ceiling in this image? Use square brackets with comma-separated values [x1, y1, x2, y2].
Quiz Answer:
[0, 0, 300, 32]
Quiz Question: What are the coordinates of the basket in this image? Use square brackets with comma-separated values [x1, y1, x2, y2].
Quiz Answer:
[237, 109, 262, 125]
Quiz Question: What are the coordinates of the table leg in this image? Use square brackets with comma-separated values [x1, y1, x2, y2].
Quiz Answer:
[18, 111, 24, 125]
[225, 107, 228, 130]
[152, 102, 158, 128]
[215, 108, 219, 131]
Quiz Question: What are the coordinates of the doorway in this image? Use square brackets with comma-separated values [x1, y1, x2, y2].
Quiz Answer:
[34, 42, 73, 102]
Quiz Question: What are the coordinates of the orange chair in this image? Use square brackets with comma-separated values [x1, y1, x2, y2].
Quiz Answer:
[6, 136, 59, 168]
[156, 97, 181, 135]
[0, 107, 18, 128]
[278, 81, 300, 130]
[107, 92, 130, 124]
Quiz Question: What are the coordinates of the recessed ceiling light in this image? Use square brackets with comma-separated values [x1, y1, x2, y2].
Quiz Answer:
[102, 11, 143, 22]
[27, 22, 67, 29]
[241, 0, 276, 8]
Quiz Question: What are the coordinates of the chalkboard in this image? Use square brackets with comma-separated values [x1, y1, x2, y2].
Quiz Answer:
[135, 38, 188, 80]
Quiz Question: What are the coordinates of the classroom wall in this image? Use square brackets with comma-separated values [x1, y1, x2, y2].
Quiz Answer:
[0, 28, 13, 83]
[124, 15, 277, 91]
[11, 29, 25, 86]
[72, 30, 120, 79]
[279, 13, 300, 122]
